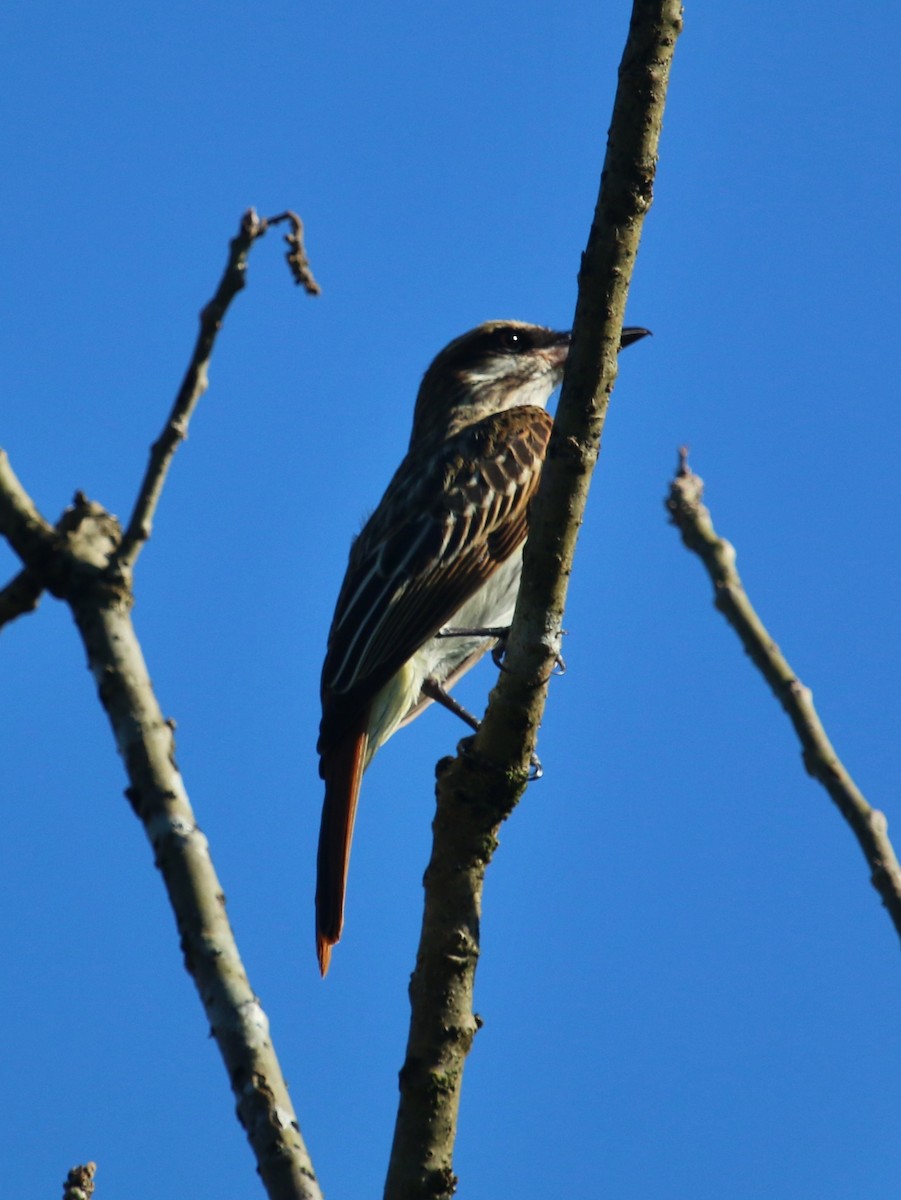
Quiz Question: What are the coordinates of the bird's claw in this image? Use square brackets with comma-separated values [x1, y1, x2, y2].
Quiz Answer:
[438, 627, 564, 681]
[491, 632, 510, 670]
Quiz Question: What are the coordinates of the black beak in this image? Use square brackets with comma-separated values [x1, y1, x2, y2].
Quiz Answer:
[620, 326, 652, 349]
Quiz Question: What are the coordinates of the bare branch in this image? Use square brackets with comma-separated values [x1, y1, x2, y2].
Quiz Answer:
[0, 457, 127, 617]
[1, 458, 324, 1200]
[666, 448, 901, 943]
[115, 208, 318, 572]
[384, 4, 684, 1197]
[2, 211, 325, 1199]
[0, 566, 42, 632]
[0, 449, 60, 570]
[71, 578, 323, 1200]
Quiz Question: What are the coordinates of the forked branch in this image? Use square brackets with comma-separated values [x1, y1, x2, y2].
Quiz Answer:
[0, 213, 322, 1200]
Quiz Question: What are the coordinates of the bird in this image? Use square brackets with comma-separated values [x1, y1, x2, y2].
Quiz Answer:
[315, 319, 649, 973]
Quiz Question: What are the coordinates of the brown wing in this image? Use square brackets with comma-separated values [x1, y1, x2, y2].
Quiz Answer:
[318, 404, 552, 755]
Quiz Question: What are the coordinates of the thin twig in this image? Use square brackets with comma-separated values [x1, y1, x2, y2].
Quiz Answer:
[666, 447, 901, 943]
[384, 5, 684, 1198]
[266, 210, 322, 295]
[115, 208, 318, 572]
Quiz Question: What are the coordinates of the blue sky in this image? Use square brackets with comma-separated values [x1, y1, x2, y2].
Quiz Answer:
[2, 3, 900, 1197]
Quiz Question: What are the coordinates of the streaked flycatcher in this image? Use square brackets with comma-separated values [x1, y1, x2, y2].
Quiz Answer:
[316, 319, 648, 973]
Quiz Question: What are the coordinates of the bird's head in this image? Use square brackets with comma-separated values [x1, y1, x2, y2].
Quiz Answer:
[410, 321, 570, 448]
[410, 320, 649, 448]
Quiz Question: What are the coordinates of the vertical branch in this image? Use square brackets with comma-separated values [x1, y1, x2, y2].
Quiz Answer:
[384, 4, 684, 1198]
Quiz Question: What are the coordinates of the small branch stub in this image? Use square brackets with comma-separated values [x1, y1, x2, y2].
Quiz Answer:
[62, 1162, 97, 1200]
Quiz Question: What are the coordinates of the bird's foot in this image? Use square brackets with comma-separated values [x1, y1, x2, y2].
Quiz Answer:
[422, 675, 544, 782]
[421, 677, 481, 732]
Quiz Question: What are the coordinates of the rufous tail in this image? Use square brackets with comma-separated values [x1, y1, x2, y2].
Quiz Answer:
[316, 727, 368, 975]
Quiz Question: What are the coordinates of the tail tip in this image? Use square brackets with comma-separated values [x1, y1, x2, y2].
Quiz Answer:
[317, 933, 334, 977]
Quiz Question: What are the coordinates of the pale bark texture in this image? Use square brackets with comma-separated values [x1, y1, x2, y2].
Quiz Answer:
[0, 213, 323, 1200]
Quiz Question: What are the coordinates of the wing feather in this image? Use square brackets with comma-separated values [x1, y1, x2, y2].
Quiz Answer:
[319, 405, 552, 752]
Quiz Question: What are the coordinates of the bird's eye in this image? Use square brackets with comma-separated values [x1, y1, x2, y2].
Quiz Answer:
[496, 328, 528, 353]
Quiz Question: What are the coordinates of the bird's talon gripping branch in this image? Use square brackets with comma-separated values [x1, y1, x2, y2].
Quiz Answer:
[491, 633, 510, 670]
[426, 666, 546, 781]
[440, 625, 512, 670]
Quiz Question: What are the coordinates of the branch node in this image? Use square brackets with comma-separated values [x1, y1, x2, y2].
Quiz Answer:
[62, 1162, 97, 1200]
